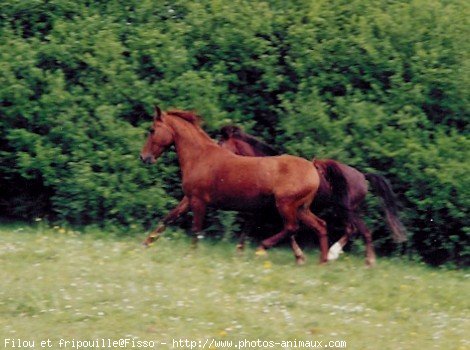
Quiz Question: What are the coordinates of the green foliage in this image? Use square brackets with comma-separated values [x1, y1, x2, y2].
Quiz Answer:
[0, 0, 468, 265]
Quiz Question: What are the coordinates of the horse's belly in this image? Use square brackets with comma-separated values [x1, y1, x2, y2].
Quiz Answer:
[209, 193, 274, 212]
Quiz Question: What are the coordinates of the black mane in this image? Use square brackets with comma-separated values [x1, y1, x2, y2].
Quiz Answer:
[220, 125, 279, 156]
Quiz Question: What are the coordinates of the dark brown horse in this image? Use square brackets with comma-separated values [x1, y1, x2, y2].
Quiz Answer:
[219, 125, 279, 157]
[218, 125, 407, 266]
[140, 108, 339, 264]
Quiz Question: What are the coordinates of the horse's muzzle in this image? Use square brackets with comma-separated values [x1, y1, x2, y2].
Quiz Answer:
[140, 155, 154, 164]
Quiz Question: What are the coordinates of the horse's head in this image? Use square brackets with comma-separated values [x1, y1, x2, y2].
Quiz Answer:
[218, 125, 243, 152]
[140, 106, 174, 164]
[219, 125, 242, 140]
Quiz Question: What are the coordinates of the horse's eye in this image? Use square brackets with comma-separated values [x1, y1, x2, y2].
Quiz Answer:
[148, 128, 155, 134]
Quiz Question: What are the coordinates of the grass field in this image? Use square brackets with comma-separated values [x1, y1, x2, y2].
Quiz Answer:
[1, 224, 468, 350]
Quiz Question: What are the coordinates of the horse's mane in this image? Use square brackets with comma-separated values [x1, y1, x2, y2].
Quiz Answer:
[241, 133, 279, 156]
[220, 125, 279, 156]
[167, 110, 202, 125]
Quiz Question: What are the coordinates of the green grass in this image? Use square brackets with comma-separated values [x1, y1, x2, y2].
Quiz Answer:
[1, 224, 468, 350]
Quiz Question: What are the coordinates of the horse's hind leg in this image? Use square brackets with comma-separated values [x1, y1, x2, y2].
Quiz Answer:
[258, 200, 303, 263]
[290, 235, 306, 265]
[260, 200, 299, 248]
[354, 217, 376, 267]
[327, 212, 356, 260]
[298, 208, 328, 264]
[143, 196, 190, 246]
[258, 226, 291, 252]
[327, 234, 349, 261]
[259, 229, 305, 265]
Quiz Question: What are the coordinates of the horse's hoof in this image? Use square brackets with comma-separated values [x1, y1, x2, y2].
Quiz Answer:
[296, 256, 306, 265]
[255, 247, 268, 257]
[142, 235, 158, 247]
[142, 238, 155, 247]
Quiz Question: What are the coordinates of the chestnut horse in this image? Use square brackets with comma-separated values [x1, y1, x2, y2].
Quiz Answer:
[140, 108, 334, 264]
[218, 125, 407, 266]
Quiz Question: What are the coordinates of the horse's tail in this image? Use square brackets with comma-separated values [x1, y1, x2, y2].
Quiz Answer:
[319, 160, 351, 220]
[365, 173, 407, 243]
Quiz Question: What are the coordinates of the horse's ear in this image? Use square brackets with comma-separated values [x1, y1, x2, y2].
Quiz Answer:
[154, 106, 162, 121]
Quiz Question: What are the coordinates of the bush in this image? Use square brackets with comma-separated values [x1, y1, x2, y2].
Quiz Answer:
[0, 0, 467, 265]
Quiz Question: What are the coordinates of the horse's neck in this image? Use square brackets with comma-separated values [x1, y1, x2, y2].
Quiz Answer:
[166, 116, 216, 173]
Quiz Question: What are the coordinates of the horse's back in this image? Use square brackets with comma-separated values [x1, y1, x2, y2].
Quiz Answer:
[251, 154, 320, 199]
[232, 153, 317, 186]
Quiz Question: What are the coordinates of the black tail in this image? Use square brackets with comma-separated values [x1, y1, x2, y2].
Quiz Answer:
[321, 160, 352, 221]
[365, 173, 407, 243]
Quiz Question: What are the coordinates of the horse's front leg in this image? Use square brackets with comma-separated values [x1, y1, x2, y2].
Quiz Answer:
[143, 196, 190, 246]
[236, 212, 256, 252]
[297, 208, 328, 264]
[190, 197, 207, 247]
[234, 231, 245, 251]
